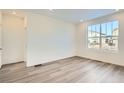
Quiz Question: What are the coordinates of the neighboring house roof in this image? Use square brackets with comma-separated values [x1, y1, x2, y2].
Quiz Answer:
[88, 28, 118, 36]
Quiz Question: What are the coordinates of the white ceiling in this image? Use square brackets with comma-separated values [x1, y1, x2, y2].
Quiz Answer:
[23, 9, 118, 24]
[2, 9, 120, 24]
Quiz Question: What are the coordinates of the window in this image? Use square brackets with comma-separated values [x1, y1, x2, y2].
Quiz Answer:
[88, 24, 100, 49]
[88, 21, 119, 51]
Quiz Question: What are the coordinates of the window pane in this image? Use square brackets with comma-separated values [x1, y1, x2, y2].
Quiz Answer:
[107, 22, 112, 36]
[112, 21, 119, 36]
[88, 37, 100, 49]
[101, 23, 107, 36]
[88, 26, 92, 37]
[101, 36, 118, 51]
[96, 24, 100, 37]
[91, 25, 96, 37]
[113, 21, 119, 29]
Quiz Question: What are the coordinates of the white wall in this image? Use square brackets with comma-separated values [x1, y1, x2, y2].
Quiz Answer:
[0, 12, 2, 48]
[26, 13, 76, 66]
[0, 12, 2, 68]
[2, 13, 25, 65]
[77, 11, 124, 66]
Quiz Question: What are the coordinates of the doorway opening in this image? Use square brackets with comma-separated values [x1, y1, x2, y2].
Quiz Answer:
[1, 12, 26, 67]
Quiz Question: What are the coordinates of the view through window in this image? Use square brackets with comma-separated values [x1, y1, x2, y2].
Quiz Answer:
[88, 21, 119, 51]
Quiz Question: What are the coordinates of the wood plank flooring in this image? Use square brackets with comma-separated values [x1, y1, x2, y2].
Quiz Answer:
[0, 56, 124, 83]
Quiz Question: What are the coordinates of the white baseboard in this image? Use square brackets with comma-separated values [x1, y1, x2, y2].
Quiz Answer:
[26, 55, 76, 67]
[77, 55, 124, 67]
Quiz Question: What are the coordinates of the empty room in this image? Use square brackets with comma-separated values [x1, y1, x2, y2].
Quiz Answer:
[0, 9, 124, 83]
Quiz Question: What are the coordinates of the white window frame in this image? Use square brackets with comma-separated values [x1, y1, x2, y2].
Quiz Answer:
[87, 20, 119, 51]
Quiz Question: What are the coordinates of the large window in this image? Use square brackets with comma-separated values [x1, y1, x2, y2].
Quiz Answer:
[88, 21, 119, 51]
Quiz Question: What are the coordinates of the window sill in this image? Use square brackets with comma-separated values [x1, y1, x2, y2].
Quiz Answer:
[87, 48, 119, 54]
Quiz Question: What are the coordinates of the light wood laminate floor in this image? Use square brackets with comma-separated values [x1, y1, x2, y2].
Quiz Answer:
[0, 56, 124, 83]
